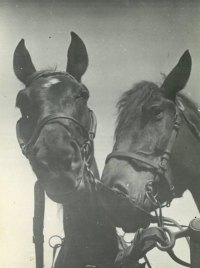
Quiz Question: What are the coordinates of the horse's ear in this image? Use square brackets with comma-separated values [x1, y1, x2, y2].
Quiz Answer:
[161, 50, 192, 100]
[66, 32, 88, 82]
[13, 39, 36, 85]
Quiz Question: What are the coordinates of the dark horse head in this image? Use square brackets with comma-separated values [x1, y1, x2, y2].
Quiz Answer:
[14, 32, 98, 203]
[101, 50, 200, 233]
[14, 33, 120, 268]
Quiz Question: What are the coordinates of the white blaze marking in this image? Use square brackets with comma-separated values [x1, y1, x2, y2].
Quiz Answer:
[43, 78, 61, 88]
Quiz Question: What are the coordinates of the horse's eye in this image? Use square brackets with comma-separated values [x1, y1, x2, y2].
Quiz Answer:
[151, 106, 163, 120]
[77, 91, 89, 100]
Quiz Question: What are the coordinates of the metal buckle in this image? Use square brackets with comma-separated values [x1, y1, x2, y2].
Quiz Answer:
[33, 235, 44, 244]
[158, 161, 167, 172]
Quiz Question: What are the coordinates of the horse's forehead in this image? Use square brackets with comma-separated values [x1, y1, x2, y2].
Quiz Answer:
[41, 74, 76, 87]
[31, 75, 80, 94]
[146, 92, 163, 103]
[43, 78, 61, 88]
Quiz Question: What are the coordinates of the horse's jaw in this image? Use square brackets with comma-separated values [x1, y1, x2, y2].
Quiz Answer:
[120, 205, 152, 233]
[97, 188, 153, 233]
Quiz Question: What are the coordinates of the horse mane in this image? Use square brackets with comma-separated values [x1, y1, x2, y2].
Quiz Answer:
[115, 80, 200, 139]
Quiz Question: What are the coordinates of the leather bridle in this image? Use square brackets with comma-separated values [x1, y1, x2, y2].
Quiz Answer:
[16, 71, 97, 268]
[105, 98, 200, 208]
[16, 111, 97, 159]
[16, 71, 97, 159]
[100, 98, 200, 267]
[16, 72, 200, 268]
[16, 71, 98, 203]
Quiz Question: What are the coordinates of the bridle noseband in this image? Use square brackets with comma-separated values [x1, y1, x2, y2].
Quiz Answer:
[16, 111, 96, 159]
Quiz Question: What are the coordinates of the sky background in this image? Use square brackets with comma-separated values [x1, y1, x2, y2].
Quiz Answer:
[0, 0, 200, 267]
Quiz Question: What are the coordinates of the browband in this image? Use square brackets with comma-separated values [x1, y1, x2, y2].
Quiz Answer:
[25, 71, 77, 87]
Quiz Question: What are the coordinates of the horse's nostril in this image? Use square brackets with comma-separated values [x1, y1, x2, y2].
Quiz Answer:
[113, 183, 129, 196]
[61, 156, 72, 170]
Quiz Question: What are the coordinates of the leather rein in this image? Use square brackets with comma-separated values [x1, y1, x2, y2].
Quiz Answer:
[16, 71, 97, 268]
[16, 72, 200, 268]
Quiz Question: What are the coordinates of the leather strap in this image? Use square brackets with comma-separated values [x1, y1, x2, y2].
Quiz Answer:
[26, 114, 89, 150]
[26, 71, 76, 87]
[106, 152, 159, 170]
[16, 110, 97, 158]
[33, 181, 45, 268]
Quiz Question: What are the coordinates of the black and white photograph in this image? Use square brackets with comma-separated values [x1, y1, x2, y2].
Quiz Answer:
[1, 1, 200, 268]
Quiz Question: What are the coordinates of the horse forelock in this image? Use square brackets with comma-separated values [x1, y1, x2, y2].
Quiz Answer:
[115, 81, 160, 139]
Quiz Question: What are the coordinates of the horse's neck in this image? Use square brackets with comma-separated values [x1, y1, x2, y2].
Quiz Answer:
[61, 157, 119, 266]
[171, 106, 200, 211]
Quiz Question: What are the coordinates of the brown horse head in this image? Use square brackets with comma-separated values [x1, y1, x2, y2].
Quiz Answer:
[101, 51, 200, 232]
[14, 32, 96, 203]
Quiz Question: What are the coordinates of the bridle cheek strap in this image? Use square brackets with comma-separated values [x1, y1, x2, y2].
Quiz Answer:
[154, 106, 182, 198]
[88, 109, 97, 140]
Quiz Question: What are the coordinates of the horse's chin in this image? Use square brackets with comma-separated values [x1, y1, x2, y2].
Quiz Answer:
[103, 208, 151, 233]
[118, 199, 153, 232]
[97, 188, 153, 232]
[35, 171, 77, 196]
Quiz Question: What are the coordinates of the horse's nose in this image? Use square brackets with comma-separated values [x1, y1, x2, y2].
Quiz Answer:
[34, 146, 49, 169]
[37, 140, 80, 169]
[32, 129, 82, 174]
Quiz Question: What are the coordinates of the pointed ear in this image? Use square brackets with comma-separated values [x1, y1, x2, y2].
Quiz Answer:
[66, 32, 88, 82]
[13, 39, 36, 85]
[161, 50, 192, 100]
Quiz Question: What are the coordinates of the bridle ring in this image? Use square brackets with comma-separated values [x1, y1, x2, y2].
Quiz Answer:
[49, 235, 64, 248]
